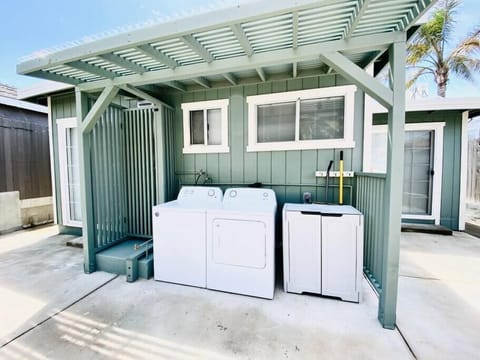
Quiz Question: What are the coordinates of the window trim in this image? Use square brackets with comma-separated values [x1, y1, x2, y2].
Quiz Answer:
[181, 99, 229, 154]
[57, 117, 82, 228]
[246, 85, 356, 152]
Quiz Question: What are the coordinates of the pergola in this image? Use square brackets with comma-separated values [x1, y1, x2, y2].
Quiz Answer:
[17, 0, 436, 329]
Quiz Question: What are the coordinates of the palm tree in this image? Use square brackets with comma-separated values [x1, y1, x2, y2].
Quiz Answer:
[407, 0, 480, 97]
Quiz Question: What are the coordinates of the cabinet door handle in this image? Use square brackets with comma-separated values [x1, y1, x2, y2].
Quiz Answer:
[300, 211, 343, 217]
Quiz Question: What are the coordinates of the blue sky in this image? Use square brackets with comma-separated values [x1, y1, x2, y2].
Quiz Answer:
[1, 0, 479, 97]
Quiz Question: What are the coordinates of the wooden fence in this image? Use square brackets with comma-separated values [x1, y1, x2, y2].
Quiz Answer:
[0, 105, 51, 199]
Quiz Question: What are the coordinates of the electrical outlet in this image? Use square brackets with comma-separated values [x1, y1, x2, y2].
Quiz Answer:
[315, 171, 355, 177]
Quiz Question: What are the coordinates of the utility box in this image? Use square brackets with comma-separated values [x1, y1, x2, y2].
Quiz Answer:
[283, 203, 363, 302]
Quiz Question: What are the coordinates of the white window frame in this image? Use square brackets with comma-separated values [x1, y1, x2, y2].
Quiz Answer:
[57, 117, 82, 228]
[246, 85, 356, 152]
[372, 122, 445, 224]
[181, 99, 229, 154]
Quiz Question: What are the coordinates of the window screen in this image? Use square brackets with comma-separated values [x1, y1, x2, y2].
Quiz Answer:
[299, 96, 344, 140]
[190, 110, 204, 145]
[257, 102, 296, 143]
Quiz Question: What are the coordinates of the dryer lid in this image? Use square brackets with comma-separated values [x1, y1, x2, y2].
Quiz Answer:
[223, 188, 277, 212]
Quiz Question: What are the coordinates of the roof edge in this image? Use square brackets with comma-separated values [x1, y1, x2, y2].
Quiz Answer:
[0, 95, 48, 113]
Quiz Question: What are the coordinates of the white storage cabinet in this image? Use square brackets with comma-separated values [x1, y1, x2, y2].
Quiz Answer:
[283, 204, 363, 302]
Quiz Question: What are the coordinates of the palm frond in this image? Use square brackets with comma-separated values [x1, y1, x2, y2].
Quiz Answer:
[449, 28, 480, 58]
[449, 56, 480, 81]
[406, 68, 431, 89]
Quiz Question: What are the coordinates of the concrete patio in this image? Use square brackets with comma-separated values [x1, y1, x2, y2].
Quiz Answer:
[0, 225, 478, 359]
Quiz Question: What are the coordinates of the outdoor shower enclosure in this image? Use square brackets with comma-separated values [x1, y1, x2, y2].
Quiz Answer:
[50, 93, 176, 252]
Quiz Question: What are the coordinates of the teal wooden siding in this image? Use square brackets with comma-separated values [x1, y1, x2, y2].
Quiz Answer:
[374, 110, 463, 230]
[172, 75, 364, 209]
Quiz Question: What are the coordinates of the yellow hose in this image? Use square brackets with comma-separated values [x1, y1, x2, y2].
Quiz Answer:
[339, 159, 344, 204]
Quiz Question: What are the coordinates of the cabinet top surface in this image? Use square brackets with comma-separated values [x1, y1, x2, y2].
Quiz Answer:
[283, 203, 362, 215]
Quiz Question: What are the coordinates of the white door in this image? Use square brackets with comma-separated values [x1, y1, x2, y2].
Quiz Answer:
[57, 118, 82, 227]
[321, 215, 359, 302]
[371, 122, 444, 224]
[285, 211, 321, 294]
[212, 219, 266, 268]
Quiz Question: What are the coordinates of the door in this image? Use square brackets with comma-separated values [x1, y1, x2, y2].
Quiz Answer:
[211, 218, 266, 268]
[370, 122, 444, 224]
[57, 117, 82, 227]
[285, 211, 321, 294]
[403, 130, 435, 216]
[321, 215, 359, 302]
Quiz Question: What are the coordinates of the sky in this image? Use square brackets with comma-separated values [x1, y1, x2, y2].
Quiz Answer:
[1, 0, 479, 98]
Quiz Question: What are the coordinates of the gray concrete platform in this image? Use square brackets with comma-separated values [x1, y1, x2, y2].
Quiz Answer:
[0, 225, 412, 359]
[398, 231, 480, 359]
[0, 225, 116, 347]
[2, 226, 479, 359]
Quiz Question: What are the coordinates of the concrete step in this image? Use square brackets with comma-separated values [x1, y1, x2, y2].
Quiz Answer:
[401, 223, 452, 235]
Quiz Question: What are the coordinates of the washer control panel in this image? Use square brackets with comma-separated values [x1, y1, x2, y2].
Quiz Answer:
[177, 186, 223, 204]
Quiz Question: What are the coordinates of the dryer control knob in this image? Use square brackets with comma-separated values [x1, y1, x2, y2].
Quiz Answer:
[230, 190, 237, 198]
[208, 189, 215, 197]
[154, 212, 159, 217]
[263, 192, 268, 197]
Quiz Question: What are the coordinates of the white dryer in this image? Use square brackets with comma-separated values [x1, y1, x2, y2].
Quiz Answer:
[206, 188, 277, 299]
[152, 186, 223, 288]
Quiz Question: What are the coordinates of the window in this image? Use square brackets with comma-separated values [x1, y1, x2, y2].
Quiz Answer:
[181, 99, 229, 153]
[57, 117, 82, 227]
[247, 86, 356, 152]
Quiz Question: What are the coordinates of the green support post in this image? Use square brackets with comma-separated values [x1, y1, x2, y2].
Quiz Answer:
[379, 38, 406, 329]
[76, 88, 96, 273]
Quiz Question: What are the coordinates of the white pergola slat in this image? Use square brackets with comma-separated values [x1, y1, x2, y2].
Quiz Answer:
[17, 0, 433, 88]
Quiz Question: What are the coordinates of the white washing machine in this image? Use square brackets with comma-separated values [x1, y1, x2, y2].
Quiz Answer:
[206, 188, 277, 299]
[152, 186, 223, 288]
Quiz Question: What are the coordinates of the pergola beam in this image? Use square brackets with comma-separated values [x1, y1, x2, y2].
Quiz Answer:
[319, 51, 393, 108]
[379, 39, 406, 330]
[230, 24, 253, 57]
[223, 73, 238, 86]
[292, 11, 299, 49]
[136, 44, 178, 69]
[99, 53, 146, 74]
[164, 81, 187, 92]
[67, 60, 116, 79]
[78, 31, 402, 92]
[345, 0, 372, 38]
[118, 84, 174, 110]
[292, 62, 298, 78]
[182, 35, 214, 63]
[193, 77, 211, 88]
[81, 85, 119, 134]
[75, 89, 95, 273]
[256, 67, 267, 82]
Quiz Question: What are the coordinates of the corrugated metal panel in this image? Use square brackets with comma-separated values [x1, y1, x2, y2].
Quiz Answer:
[124, 109, 155, 237]
[356, 173, 386, 293]
[90, 105, 127, 250]
[163, 107, 177, 201]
